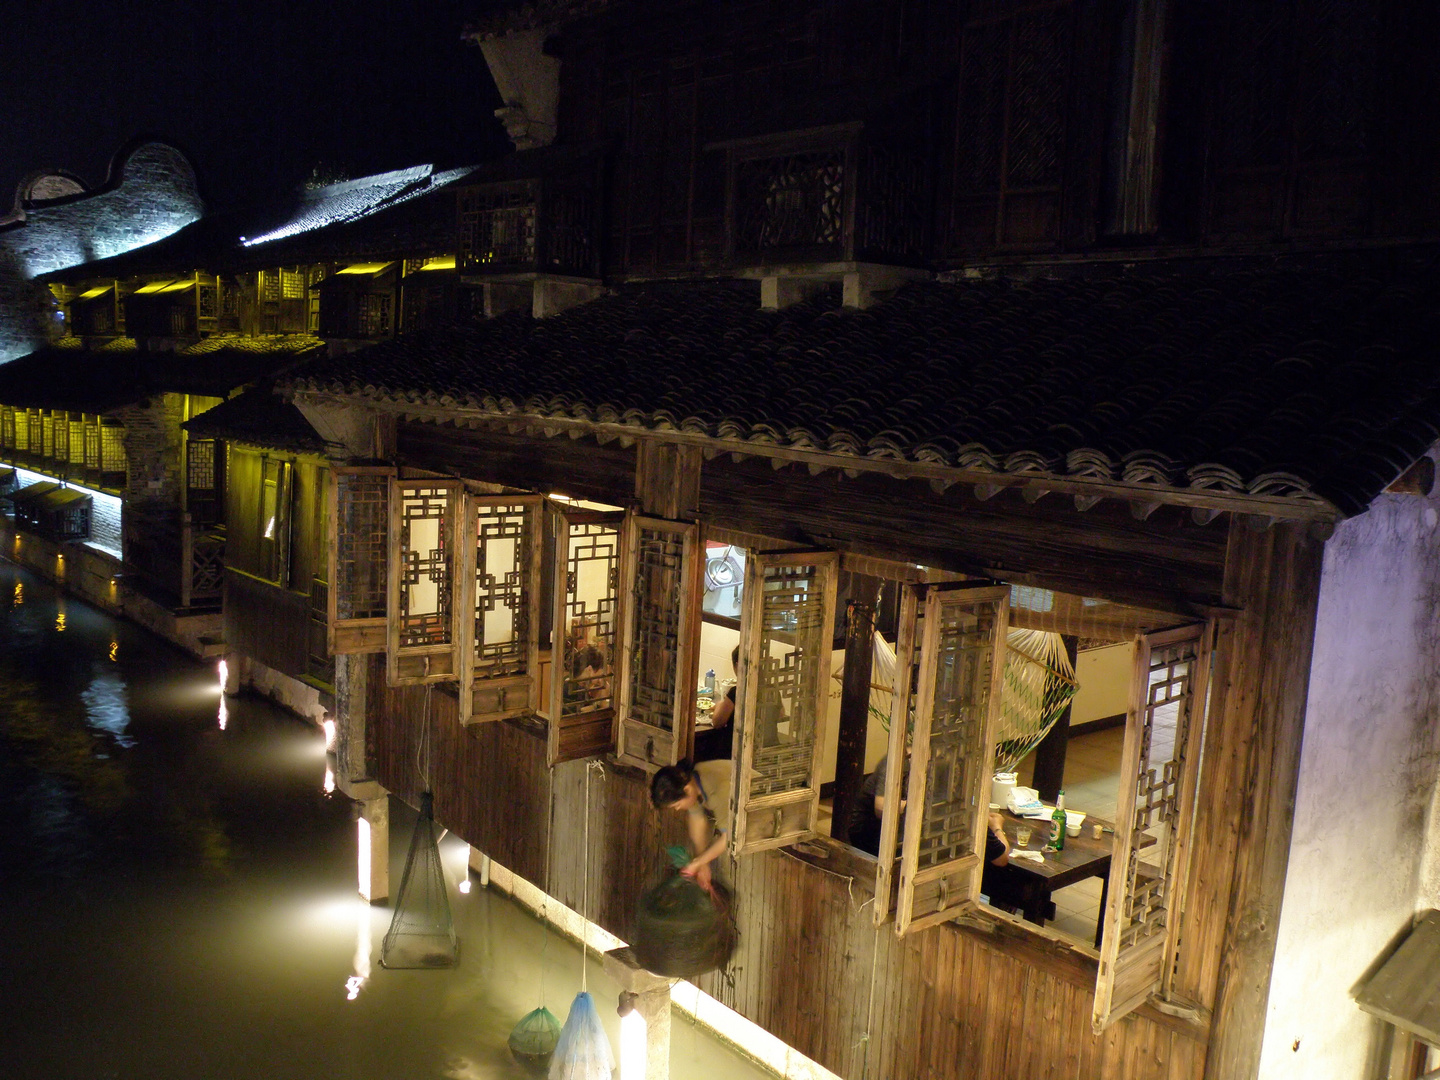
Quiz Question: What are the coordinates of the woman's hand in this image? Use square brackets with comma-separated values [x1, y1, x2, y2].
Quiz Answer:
[681, 860, 713, 890]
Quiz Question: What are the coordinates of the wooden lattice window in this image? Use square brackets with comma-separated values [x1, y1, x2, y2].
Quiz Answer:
[83, 419, 101, 470]
[1093, 623, 1211, 1031]
[13, 409, 28, 453]
[458, 182, 538, 271]
[41, 413, 55, 460]
[387, 479, 460, 684]
[615, 516, 703, 770]
[732, 550, 840, 854]
[186, 438, 220, 525]
[878, 583, 1011, 936]
[734, 149, 847, 256]
[258, 458, 292, 585]
[262, 270, 281, 303]
[457, 495, 543, 724]
[100, 421, 125, 474]
[50, 413, 67, 463]
[548, 506, 624, 766]
[1, 407, 13, 450]
[328, 466, 393, 655]
[67, 417, 84, 465]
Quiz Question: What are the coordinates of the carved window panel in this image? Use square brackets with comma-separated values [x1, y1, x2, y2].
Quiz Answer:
[328, 466, 393, 655]
[1, 407, 14, 450]
[83, 420, 101, 471]
[1093, 623, 1211, 1031]
[13, 409, 28, 454]
[889, 583, 1010, 937]
[873, 582, 926, 927]
[732, 550, 839, 855]
[457, 495, 543, 725]
[67, 417, 84, 465]
[548, 507, 624, 766]
[615, 516, 703, 771]
[99, 421, 125, 476]
[387, 479, 461, 685]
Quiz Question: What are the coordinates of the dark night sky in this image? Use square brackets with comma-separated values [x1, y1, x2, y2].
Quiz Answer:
[0, 1, 510, 212]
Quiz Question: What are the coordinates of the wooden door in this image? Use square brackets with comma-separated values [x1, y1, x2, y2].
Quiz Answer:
[891, 583, 1011, 936]
[1093, 622, 1212, 1031]
[614, 515, 704, 770]
[456, 494, 543, 724]
[328, 466, 394, 654]
[731, 550, 839, 854]
[547, 506, 625, 766]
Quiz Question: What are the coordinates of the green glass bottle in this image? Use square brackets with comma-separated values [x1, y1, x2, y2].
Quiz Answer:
[1047, 790, 1066, 852]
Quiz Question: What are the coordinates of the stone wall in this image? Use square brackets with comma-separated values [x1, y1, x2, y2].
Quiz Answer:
[1259, 461, 1440, 1078]
[0, 141, 203, 362]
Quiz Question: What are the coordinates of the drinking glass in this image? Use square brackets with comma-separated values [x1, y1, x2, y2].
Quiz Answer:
[1015, 824, 1032, 848]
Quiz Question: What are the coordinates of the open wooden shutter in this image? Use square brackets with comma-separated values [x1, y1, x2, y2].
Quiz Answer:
[328, 466, 393, 654]
[1093, 622, 1212, 1031]
[387, 478, 462, 685]
[456, 494, 543, 724]
[615, 515, 703, 770]
[547, 506, 625, 765]
[873, 582, 922, 926]
[892, 583, 1010, 936]
[732, 549, 839, 854]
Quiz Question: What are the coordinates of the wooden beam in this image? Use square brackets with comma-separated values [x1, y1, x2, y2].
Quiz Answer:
[635, 440, 702, 519]
[831, 586, 878, 843]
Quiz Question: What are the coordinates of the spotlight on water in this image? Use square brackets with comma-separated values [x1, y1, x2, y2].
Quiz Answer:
[324, 764, 335, 795]
[218, 697, 228, 731]
[217, 659, 228, 694]
[322, 718, 336, 751]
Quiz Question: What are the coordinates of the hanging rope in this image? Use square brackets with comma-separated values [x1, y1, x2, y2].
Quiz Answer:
[540, 763, 556, 1007]
[414, 684, 433, 792]
[581, 761, 591, 994]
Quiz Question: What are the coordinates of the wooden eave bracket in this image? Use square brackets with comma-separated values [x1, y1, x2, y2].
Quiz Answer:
[359, 402, 1345, 526]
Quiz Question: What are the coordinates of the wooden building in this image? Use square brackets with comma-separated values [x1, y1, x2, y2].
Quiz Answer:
[18, 1, 1440, 1077]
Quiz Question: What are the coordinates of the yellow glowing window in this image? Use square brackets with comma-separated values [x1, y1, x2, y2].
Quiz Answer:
[78, 286, 112, 300]
[418, 255, 456, 271]
[134, 280, 176, 294]
[337, 262, 394, 275]
[159, 281, 195, 293]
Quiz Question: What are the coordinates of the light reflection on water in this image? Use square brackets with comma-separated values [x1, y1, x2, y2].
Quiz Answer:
[0, 563, 770, 1080]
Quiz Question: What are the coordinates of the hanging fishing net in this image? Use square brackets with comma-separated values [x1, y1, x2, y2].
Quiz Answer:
[862, 628, 1078, 772]
[632, 847, 737, 978]
[509, 1006, 561, 1072]
[380, 791, 459, 969]
[549, 991, 614, 1080]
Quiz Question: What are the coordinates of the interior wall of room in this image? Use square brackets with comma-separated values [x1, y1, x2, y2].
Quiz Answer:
[1259, 474, 1440, 1079]
[1070, 641, 1133, 726]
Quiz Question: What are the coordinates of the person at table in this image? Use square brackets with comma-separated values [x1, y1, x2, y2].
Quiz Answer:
[847, 754, 905, 855]
[650, 758, 730, 891]
[694, 646, 739, 762]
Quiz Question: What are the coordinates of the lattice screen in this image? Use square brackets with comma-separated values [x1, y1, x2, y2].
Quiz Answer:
[100, 422, 125, 473]
[12, 409, 27, 453]
[749, 561, 829, 797]
[50, 413, 67, 462]
[41, 413, 55, 459]
[471, 501, 534, 679]
[555, 515, 621, 722]
[913, 597, 1003, 872]
[83, 420, 101, 470]
[396, 486, 453, 649]
[334, 474, 389, 620]
[1114, 637, 1200, 951]
[626, 524, 686, 733]
[68, 418, 85, 465]
[1, 407, 13, 450]
[458, 183, 538, 270]
[734, 150, 846, 256]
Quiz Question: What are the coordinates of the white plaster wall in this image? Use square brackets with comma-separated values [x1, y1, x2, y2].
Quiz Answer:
[1071, 641, 1133, 724]
[1259, 486, 1440, 1079]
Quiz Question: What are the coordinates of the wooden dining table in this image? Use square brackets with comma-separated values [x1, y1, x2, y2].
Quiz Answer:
[986, 810, 1129, 949]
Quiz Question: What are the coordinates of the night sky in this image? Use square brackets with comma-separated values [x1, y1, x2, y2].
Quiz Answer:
[0, 1, 509, 213]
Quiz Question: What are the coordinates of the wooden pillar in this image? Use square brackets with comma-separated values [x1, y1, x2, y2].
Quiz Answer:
[1030, 634, 1078, 803]
[832, 585, 878, 842]
[359, 794, 390, 903]
[635, 440, 701, 519]
[1197, 520, 1325, 1080]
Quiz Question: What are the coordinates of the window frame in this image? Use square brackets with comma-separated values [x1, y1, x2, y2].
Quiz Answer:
[456, 492, 545, 724]
[546, 503, 626, 766]
[614, 514, 704, 771]
[1092, 621, 1212, 1031]
[386, 477, 463, 686]
[328, 465, 394, 655]
[730, 548, 840, 856]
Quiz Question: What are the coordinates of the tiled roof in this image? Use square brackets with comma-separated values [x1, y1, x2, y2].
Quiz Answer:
[0, 335, 323, 412]
[289, 257, 1440, 515]
[183, 389, 326, 453]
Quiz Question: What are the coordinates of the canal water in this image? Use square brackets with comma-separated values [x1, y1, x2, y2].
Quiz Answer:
[0, 563, 771, 1080]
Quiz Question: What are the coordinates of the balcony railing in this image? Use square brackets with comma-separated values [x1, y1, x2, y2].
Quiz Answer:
[722, 124, 929, 267]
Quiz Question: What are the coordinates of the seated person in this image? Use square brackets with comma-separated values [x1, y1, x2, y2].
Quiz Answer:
[650, 758, 731, 891]
[848, 754, 903, 855]
[693, 646, 739, 762]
